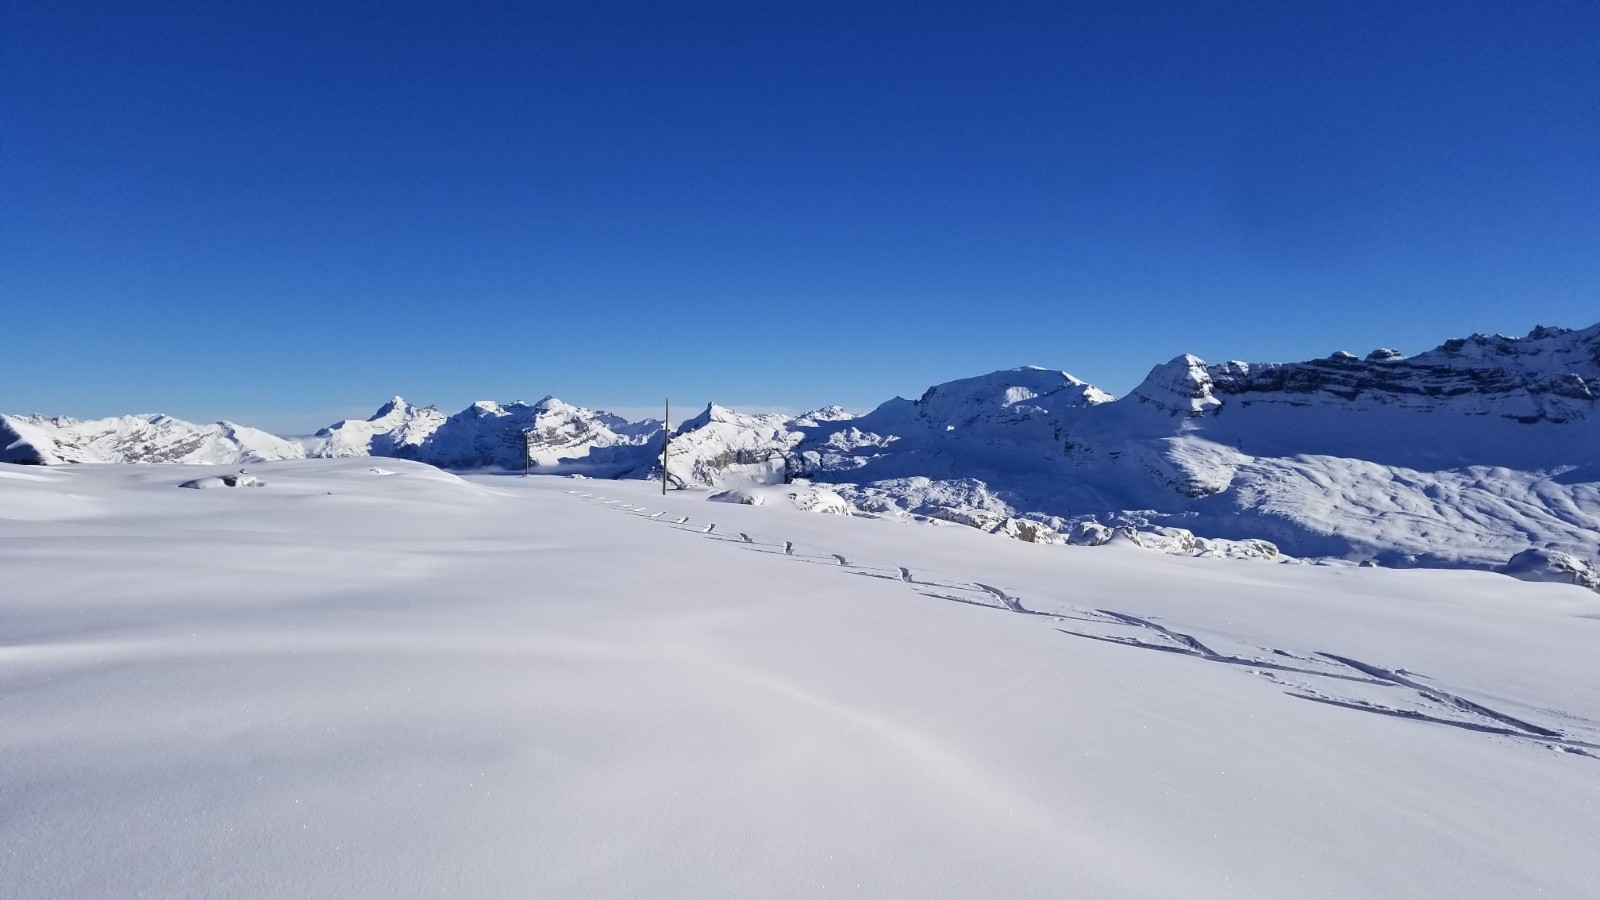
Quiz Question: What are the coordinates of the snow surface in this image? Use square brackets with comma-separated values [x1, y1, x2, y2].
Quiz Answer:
[4, 458, 1599, 897]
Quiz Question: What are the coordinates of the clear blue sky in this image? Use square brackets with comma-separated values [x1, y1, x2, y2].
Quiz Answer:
[4, 1, 1596, 432]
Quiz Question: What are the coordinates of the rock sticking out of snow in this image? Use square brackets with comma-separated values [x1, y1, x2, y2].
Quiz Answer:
[920, 506, 1063, 544]
[995, 517, 1063, 544]
[708, 489, 764, 506]
[1068, 521, 1115, 546]
[787, 486, 852, 515]
[1500, 549, 1600, 591]
[179, 473, 265, 489]
[1065, 520, 1279, 560]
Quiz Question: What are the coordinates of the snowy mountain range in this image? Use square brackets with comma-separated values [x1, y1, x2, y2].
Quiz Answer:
[6, 322, 1597, 585]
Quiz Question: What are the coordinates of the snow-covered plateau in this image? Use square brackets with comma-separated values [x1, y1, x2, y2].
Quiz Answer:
[6, 322, 1598, 584]
[3, 459, 1598, 897]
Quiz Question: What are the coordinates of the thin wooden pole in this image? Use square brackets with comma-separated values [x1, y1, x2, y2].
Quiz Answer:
[661, 398, 670, 495]
[660, 400, 669, 494]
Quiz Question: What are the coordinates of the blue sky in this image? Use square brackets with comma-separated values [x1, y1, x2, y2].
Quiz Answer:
[4, 1, 1596, 432]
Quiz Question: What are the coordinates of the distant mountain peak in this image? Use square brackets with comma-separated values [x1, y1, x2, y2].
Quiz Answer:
[1130, 354, 1221, 417]
[372, 396, 411, 418]
[8, 319, 1599, 584]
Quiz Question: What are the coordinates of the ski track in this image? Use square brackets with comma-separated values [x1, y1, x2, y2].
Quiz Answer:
[568, 490, 1597, 760]
[1317, 653, 1566, 739]
[973, 582, 1026, 613]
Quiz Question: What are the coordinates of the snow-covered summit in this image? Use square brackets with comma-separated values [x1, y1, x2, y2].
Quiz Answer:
[0, 413, 306, 465]
[310, 396, 447, 459]
[8, 319, 1599, 584]
[793, 405, 854, 425]
[909, 366, 1112, 428]
[310, 395, 662, 471]
[661, 404, 801, 488]
[1128, 355, 1222, 417]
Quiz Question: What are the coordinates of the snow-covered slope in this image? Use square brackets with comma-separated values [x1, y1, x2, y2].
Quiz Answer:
[770, 325, 1600, 572]
[3, 461, 1597, 897]
[0, 413, 306, 465]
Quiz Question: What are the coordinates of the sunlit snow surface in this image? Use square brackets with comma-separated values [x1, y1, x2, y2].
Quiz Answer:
[3, 459, 1598, 898]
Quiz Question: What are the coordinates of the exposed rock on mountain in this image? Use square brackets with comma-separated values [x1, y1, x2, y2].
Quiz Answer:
[1191, 322, 1600, 469]
[7, 322, 1598, 584]
[661, 404, 800, 488]
[1128, 355, 1222, 417]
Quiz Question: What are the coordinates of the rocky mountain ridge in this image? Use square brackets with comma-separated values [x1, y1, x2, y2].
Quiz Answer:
[6, 322, 1597, 585]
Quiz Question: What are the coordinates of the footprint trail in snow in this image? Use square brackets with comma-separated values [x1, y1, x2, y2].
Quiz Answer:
[568, 490, 1599, 760]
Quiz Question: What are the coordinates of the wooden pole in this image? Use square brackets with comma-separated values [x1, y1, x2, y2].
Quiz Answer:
[661, 398, 670, 495]
[524, 429, 532, 477]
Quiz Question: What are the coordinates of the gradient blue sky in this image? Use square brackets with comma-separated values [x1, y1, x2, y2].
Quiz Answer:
[4, 1, 1597, 432]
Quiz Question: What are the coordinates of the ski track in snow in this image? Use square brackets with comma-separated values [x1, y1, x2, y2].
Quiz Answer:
[570, 491, 1600, 760]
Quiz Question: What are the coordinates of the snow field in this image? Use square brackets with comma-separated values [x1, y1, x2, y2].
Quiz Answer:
[3, 459, 1598, 897]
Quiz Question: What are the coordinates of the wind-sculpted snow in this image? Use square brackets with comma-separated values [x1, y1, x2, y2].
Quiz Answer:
[6, 322, 1599, 581]
[1194, 455, 1600, 568]
[6, 463, 1598, 896]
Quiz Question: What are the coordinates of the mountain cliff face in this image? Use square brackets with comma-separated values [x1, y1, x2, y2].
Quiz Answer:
[1211, 324, 1599, 422]
[1162, 322, 1600, 470]
[6, 322, 1597, 580]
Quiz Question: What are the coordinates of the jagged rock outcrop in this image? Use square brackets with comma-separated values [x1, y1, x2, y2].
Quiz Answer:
[1208, 324, 1600, 422]
[1500, 549, 1600, 591]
